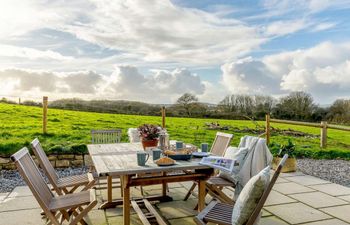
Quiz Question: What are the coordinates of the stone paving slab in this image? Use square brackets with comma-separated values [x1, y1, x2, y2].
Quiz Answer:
[169, 216, 195, 224]
[275, 177, 289, 183]
[260, 216, 289, 225]
[7, 186, 32, 198]
[2, 171, 350, 225]
[262, 209, 272, 217]
[0, 193, 8, 203]
[85, 209, 108, 225]
[265, 190, 297, 206]
[339, 195, 350, 202]
[289, 192, 348, 208]
[302, 219, 350, 225]
[0, 195, 39, 212]
[278, 171, 305, 177]
[0, 208, 44, 225]
[320, 205, 350, 223]
[273, 182, 315, 195]
[105, 206, 135, 218]
[107, 214, 143, 225]
[156, 199, 197, 219]
[284, 175, 331, 186]
[310, 183, 350, 197]
[265, 202, 331, 224]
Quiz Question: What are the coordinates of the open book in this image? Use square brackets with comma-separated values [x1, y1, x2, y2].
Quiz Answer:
[199, 156, 235, 173]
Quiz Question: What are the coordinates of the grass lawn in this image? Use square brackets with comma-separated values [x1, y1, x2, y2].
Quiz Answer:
[0, 103, 349, 159]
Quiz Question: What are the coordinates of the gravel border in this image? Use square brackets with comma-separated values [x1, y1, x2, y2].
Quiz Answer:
[0, 167, 88, 193]
[297, 158, 350, 187]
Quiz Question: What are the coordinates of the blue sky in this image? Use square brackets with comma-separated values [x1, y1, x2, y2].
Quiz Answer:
[0, 0, 350, 104]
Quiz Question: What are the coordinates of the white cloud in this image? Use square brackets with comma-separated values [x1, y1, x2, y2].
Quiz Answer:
[220, 57, 280, 95]
[58, 0, 263, 66]
[0, 66, 208, 103]
[0, 44, 73, 61]
[263, 19, 310, 36]
[0, 69, 104, 96]
[0, 0, 87, 40]
[106, 66, 206, 103]
[311, 22, 337, 32]
[220, 41, 350, 103]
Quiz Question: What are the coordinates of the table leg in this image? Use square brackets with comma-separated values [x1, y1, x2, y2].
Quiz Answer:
[162, 172, 167, 197]
[198, 180, 205, 212]
[107, 176, 113, 202]
[122, 175, 131, 225]
[99, 176, 119, 209]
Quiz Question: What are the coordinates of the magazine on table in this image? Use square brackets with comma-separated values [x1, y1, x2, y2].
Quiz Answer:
[199, 156, 235, 173]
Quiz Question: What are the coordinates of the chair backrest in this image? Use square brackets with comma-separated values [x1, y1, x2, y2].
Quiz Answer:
[91, 129, 122, 144]
[245, 154, 289, 225]
[11, 147, 53, 212]
[210, 132, 233, 156]
[31, 138, 59, 187]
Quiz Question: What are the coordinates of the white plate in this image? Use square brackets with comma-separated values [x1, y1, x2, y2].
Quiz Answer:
[192, 152, 210, 158]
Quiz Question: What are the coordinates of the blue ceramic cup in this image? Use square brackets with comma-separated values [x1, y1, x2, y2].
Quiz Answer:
[137, 151, 149, 166]
[176, 141, 184, 149]
[152, 149, 162, 160]
[201, 143, 209, 152]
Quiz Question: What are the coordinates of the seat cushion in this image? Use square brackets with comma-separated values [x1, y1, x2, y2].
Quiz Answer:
[218, 147, 249, 183]
[231, 166, 270, 225]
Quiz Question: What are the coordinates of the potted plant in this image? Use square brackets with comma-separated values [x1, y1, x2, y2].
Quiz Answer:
[138, 124, 161, 150]
[272, 139, 297, 172]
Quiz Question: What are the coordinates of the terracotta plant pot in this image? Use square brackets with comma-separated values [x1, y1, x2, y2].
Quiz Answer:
[141, 139, 158, 150]
[272, 157, 297, 173]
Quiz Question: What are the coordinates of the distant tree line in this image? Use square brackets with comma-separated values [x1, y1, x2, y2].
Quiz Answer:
[1, 92, 350, 125]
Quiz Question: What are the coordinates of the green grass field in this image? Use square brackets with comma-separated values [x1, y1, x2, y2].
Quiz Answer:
[0, 103, 349, 159]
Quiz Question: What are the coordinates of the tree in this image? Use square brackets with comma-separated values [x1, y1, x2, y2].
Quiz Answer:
[252, 95, 275, 119]
[273, 92, 316, 121]
[327, 99, 350, 124]
[218, 94, 274, 119]
[176, 93, 198, 117]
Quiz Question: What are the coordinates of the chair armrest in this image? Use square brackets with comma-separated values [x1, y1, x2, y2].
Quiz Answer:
[87, 172, 96, 183]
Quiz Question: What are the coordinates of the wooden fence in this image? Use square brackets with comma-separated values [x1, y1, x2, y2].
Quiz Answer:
[39, 97, 349, 149]
[265, 114, 350, 148]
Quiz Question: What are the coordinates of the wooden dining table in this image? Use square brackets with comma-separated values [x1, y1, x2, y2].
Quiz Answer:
[87, 143, 213, 225]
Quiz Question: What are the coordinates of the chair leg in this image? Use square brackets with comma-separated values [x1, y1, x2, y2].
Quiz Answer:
[140, 186, 145, 196]
[184, 182, 197, 201]
[206, 184, 234, 204]
[69, 201, 97, 225]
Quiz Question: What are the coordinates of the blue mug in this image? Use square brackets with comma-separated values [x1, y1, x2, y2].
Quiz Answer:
[201, 143, 209, 152]
[176, 141, 184, 149]
[137, 152, 149, 166]
[152, 149, 162, 160]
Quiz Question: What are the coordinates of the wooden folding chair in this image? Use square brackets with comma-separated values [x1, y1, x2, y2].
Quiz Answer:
[194, 154, 289, 225]
[184, 132, 233, 201]
[91, 129, 122, 144]
[11, 147, 97, 225]
[31, 138, 95, 195]
[91, 129, 123, 193]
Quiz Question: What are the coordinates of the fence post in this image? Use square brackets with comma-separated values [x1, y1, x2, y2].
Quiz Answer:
[43, 96, 48, 134]
[266, 114, 270, 145]
[161, 106, 166, 128]
[320, 121, 327, 148]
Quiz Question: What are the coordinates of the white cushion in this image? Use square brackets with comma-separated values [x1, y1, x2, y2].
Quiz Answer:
[231, 166, 270, 225]
[128, 128, 140, 143]
[218, 147, 249, 182]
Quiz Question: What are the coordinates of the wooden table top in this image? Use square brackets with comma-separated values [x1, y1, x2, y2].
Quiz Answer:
[87, 143, 210, 176]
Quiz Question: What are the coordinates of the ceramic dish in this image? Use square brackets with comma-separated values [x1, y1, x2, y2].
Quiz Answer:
[192, 152, 210, 158]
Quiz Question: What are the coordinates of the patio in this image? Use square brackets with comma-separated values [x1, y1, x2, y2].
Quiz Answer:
[0, 171, 349, 225]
